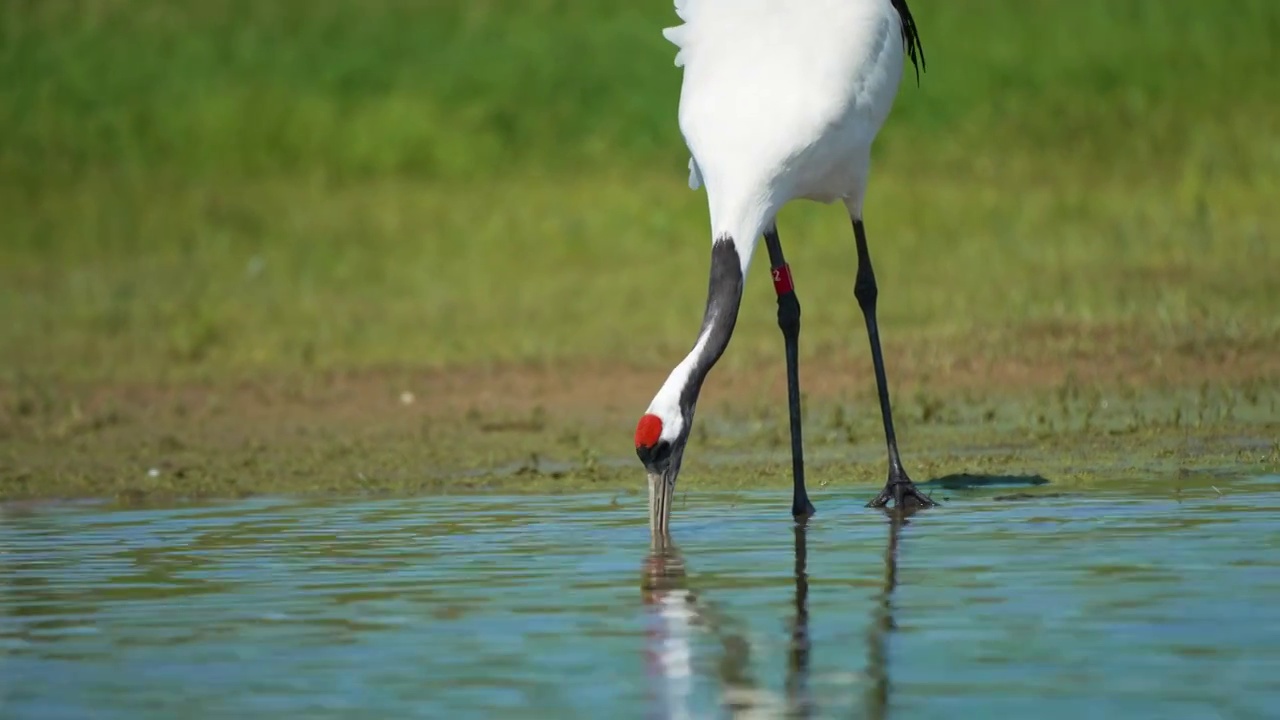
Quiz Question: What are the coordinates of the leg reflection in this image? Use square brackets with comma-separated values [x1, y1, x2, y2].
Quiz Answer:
[787, 520, 813, 718]
[864, 508, 911, 720]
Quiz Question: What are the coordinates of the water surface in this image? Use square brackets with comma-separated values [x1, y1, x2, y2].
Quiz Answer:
[3, 477, 1279, 718]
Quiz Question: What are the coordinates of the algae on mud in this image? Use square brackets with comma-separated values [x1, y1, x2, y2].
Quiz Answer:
[2, 352, 1277, 504]
[1, 0, 1279, 502]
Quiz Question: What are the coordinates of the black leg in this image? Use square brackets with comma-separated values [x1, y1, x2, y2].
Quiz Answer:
[786, 519, 812, 717]
[852, 219, 935, 510]
[764, 227, 816, 518]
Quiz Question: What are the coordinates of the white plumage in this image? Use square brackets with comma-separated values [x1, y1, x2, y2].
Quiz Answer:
[663, 0, 908, 269]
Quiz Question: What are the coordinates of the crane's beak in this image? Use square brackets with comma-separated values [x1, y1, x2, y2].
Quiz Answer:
[639, 434, 683, 537]
[648, 468, 676, 537]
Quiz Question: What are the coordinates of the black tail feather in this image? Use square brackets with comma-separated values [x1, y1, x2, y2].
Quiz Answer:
[890, 0, 926, 85]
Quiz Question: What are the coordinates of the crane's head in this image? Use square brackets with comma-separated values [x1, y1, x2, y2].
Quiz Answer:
[631, 236, 744, 536]
[634, 403, 690, 537]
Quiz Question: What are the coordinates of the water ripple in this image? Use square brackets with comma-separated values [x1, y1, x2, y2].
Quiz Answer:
[2, 477, 1279, 719]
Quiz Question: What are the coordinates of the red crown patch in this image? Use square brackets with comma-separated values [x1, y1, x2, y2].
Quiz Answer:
[634, 413, 663, 449]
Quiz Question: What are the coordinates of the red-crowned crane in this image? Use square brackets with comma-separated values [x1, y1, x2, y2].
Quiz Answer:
[635, 0, 934, 536]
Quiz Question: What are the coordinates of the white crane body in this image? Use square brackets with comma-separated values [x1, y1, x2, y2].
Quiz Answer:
[636, 0, 933, 535]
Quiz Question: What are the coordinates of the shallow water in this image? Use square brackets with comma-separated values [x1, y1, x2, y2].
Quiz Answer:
[3, 477, 1279, 719]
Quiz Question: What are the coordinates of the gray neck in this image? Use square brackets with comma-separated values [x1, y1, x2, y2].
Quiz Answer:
[678, 236, 744, 419]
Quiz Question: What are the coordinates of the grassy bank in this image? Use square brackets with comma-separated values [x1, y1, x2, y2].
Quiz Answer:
[3, 0, 1279, 379]
[3, 1, 1278, 185]
[1, 1, 1278, 500]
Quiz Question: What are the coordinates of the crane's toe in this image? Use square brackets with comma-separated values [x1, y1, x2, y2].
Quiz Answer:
[866, 476, 936, 510]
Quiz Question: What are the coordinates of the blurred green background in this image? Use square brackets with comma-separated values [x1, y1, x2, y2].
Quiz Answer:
[2, 0, 1278, 382]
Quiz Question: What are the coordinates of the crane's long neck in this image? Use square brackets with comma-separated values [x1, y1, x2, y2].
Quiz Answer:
[651, 235, 751, 425]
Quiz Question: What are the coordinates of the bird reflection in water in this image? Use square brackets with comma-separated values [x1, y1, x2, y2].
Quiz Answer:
[641, 537, 761, 719]
[641, 508, 914, 719]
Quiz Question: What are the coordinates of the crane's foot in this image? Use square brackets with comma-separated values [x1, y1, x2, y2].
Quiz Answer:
[792, 496, 816, 519]
[866, 474, 936, 511]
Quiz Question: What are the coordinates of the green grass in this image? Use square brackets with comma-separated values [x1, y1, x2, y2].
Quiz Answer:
[2, 0, 1279, 382]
